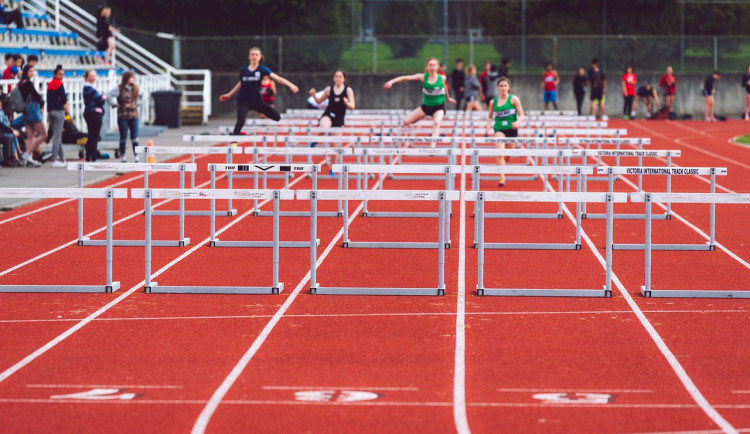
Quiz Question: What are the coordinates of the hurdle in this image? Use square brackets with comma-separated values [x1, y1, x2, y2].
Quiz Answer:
[133, 188, 294, 294]
[466, 137, 556, 181]
[147, 144, 239, 216]
[575, 148, 676, 193]
[561, 137, 651, 171]
[333, 164, 453, 245]
[0, 188, 126, 293]
[299, 189, 459, 296]
[467, 190, 628, 297]
[205, 164, 319, 248]
[633, 192, 750, 298]
[607, 167, 727, 250]
[579, 155, 683, 220]
[67, 162, 195, 247]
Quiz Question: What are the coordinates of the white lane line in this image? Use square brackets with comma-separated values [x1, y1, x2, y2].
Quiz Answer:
[657, 121, 750, 171]
[27, 384, 183, 389]
[732, 390, 750, 394]
[262, 386, 419, 391]
[553, 199, 738, 433]
[190, 199, 369, 434]
[0, 168, 308, 386]
[454, 139, 471, 434]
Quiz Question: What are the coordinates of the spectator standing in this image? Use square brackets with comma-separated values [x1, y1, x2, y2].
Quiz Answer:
[660, 66, 676, 113]
[587, 57, 607, 120]
[479, 61, 491, 108]
[541, 62, 560, 111]
[82, 70, 106, 162]
[463, 64, 482, 112]
[108, 71, 144, 162]
[702, 71, 721, 122]
[482, 65, 500, 110]
[498, 58, 511, 80]
[572, 67, 587, 115]
[622, 66, 637, 119]
[451, 58, 465, 110]
[46, 65, 68, 167]
[742, 64, 750, 121]
[17, 64, 45, 167]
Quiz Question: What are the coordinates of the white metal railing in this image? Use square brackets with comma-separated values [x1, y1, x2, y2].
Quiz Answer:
[0, 72, 168, 132]
[28, 0, 211, 124]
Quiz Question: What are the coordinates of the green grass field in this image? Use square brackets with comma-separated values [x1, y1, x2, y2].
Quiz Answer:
[735, 135, 750, 146]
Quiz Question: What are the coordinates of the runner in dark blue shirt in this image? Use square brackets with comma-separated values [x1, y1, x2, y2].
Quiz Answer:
[220, 47, 299, 135]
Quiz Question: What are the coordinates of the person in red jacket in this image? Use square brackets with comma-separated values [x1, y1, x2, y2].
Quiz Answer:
[659, 66, 676, 113]
[622, 66, 637, 119]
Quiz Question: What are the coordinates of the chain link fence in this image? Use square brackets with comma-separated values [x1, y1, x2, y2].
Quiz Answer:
[119, 30, 750, 75]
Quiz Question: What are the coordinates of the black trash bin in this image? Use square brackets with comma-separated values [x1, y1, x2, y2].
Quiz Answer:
[152, 90, 182, 128]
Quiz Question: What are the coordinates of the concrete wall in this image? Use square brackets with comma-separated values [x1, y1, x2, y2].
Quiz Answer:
[211, 72, 747, 120]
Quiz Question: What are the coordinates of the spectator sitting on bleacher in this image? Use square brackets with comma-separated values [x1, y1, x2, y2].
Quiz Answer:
[0, 3, 24, 29]
[96, 6, 118, 64]
[0, 95, 21, 167]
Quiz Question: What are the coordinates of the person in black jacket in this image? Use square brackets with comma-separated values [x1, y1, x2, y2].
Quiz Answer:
[96, 6, 118, 64]
[82, 70, 107, 162]
[0, 95, 21, 167]
[573, 67, 587, 115]
[17, 64, 45, 166]
[0, 4, 24, 28]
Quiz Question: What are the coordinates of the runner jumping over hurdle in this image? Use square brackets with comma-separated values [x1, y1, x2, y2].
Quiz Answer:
[308, 70, 356, 175]
[383, 57, 456, 145]
[220, 47, 299, 137]
[486, 77, 525, 187]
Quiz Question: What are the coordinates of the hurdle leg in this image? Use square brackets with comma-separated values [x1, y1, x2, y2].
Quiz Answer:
[210, 168, 216, 245]
[179, 166, 186, 245]
[144, 190, 155, 292]
[476, 193, 485, 295]
[77, 164, 85, 244]
[709, 170, 716, 249]
[665, 154, 672, 218]
[604, 193, 614, 296]
[272, 191, 282, 294]
[343, 172, 350, 246]
[437, 192, 446, 296]
[226, 149, 234, 214]
[105, 189, 116, 292]
[310, 191, 319, 294]
[641, 194, 653, 297]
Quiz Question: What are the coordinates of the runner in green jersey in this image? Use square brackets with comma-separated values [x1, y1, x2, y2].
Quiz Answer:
[384, 57, 457, 143]
[486, 77, 525, 187]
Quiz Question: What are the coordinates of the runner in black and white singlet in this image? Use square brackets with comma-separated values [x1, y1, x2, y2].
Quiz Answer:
[384, 57, 457, 142]
[308, 70, 356, 174]
[220, 47, 299, 136]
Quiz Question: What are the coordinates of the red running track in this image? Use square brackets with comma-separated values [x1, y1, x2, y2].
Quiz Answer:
[0, 119, 748, 433]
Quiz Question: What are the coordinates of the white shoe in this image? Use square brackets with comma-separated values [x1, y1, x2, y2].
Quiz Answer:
[134, 155, 140, 163]
[121, 157, 127, 163]
[601, 115, 609, 121]
[51, 160, 65, 168]
[22, 152, 40, 167]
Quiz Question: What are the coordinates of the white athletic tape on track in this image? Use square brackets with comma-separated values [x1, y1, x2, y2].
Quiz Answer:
[631, 193, 750, 204]
[0, 188, 128, 199]
[66, 162, 197, 172]
[597, 167, 727, 176]
[453, 142, 470, 434]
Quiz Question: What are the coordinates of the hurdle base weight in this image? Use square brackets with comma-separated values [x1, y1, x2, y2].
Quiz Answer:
[145, 282, 158, 293]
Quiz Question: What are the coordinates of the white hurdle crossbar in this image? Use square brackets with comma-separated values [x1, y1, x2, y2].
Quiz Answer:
[299, 189, 459, 296]
[467, 190, 628, 297]
[633, 192, 750, 298]
[133, 188, 295, 294]
[0, 188, 126, 293]
[610, 167, 728, 250]
[68, 162, 196, 247]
